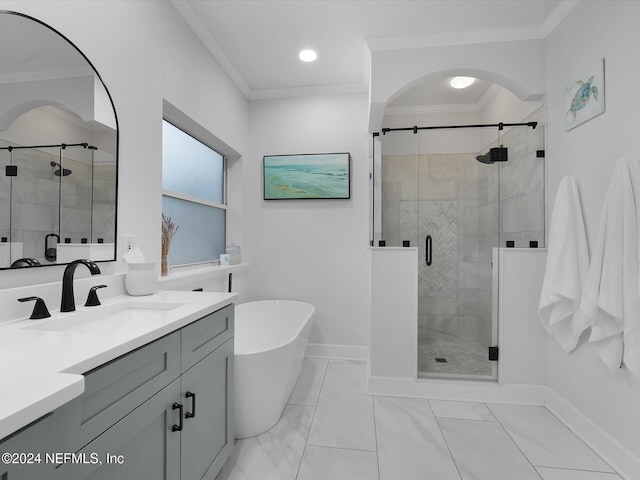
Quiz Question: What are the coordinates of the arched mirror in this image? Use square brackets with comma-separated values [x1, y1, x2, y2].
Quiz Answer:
[0, 11, 118, 270]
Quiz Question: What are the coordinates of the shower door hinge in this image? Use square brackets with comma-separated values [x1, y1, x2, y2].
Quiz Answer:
[488, 346, 499, 361]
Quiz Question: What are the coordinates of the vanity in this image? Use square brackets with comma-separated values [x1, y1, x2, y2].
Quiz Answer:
[0, 10, 235, 479]
[0, 291, 236, 480]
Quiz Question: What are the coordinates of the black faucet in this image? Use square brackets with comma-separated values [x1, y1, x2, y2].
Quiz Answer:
[61, 259, 101, 312]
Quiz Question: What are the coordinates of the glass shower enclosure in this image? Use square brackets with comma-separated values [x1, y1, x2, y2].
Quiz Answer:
[373, 108, 545, 379]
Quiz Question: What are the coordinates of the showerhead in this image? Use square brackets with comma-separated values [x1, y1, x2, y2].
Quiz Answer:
[475, 146, 508, 164]
[475, 153, 492, 164]
[50, 161, 72, 176]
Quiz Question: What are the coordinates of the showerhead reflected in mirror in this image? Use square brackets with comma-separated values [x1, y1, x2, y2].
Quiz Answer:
[50, 161, 72, 177]
[0, 11, 118, 270]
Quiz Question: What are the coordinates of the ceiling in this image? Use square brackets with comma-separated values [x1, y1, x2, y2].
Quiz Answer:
[172, 0, 575, 105]
[0, 12, 92, 84]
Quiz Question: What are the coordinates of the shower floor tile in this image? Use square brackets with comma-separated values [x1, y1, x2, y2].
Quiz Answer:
[419, 338, 492, 376]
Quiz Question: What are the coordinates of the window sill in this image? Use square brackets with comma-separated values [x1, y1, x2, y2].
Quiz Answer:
[158, 262, 248, 290]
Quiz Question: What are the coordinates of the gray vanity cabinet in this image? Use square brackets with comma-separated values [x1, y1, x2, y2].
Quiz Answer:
[56, 331, 182, 454]
[0, 413, 57, 479]
[180, 338, 233, 480]
[57, 380, 182, 480]
[56, 304, 234, 480]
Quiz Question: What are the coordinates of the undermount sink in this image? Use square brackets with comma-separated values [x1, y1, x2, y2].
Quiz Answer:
[22, 301, 185, 334]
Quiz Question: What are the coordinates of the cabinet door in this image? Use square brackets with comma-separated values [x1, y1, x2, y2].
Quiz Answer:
[0, 413, 56, 480]
[181, 304, 233, 371]
[180, 338, 233, 480]
[57, 380, 181, 480]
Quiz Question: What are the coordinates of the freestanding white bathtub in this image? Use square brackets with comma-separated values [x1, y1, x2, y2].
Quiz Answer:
[233, 300, 315, 438]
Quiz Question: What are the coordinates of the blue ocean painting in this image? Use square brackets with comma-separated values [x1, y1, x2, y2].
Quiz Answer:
[264, 153, 350, 199]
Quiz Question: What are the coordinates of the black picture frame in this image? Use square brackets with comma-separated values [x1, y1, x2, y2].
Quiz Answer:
[263, 152, 351, 200]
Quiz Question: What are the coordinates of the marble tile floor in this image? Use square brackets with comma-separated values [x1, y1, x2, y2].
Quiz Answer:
[419, 338, 492, 376]
[216, 358, 622, 480]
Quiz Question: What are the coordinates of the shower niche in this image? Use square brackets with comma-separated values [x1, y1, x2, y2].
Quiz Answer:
[372, 85, 545, 379]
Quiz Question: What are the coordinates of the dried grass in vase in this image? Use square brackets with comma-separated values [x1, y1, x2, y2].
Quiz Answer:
[161, 213, 179, 275]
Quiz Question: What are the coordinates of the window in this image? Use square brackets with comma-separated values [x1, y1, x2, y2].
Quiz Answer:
[162, 119, 226, 268]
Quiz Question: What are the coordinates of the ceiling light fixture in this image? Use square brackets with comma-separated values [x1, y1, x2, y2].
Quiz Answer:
[450, 76, 476, 89]
[299, 49, 318, 62]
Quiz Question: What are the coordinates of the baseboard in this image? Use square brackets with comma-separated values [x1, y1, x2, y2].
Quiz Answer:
[367, 375, 548, 405]
[545, 388, 640, 480]
[305, 343, 368, 361]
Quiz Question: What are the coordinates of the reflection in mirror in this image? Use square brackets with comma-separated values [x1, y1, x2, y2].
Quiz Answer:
[0, 12, 118, 270]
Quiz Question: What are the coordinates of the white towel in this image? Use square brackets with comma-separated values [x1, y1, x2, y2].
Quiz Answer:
[575, 157, 640, 375]
[538, 176, 590, 352]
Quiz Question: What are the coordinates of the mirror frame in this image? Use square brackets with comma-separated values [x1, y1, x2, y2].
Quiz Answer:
[0, 10, 119, 270]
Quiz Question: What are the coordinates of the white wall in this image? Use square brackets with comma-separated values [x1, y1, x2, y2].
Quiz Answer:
[0, 0, 248, 290]
[381, 86, 542, 156]
[545, 0, 640, 467]
[370, 248, 417, 378]
[381, 109, 483, 155]
[478, 87, 542, 149]
[369, 39, 545, 131]
[498, 249, 547, 385]
[246, 94, 371, 348]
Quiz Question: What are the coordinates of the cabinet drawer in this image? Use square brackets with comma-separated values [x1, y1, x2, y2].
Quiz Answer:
[59, 331, 180, 451]
[0, 413, 56, 480]
[181, 304, 234, 371]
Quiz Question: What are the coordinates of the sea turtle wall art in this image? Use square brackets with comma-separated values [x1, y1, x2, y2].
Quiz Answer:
[565, 59, 605, 131]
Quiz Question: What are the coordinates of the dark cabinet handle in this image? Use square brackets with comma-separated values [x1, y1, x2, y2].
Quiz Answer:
[186, 391, 196, 419]
[426, 235, 432, 266]
[172, 403, 183, 432]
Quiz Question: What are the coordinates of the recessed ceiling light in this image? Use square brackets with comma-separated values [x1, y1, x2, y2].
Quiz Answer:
[450, 76, 476, 89]
[299, 49, 317, 62]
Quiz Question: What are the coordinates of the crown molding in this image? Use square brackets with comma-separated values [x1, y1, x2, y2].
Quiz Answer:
[366, 24, 543, 52]
[172, 0, 579, 101]
[385, 84, 500, 116]
[542, 0, 580, 37]
[248, 82, 368, 100]
[366, 0, 579, 53]
[0, 67, 94, 86]
[170, 0, 251, 98]
[384, 103, 479, 116]
[476, 83, 501, 110]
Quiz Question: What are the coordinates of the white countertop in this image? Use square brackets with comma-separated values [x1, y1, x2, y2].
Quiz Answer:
[0, 290, 237, 440]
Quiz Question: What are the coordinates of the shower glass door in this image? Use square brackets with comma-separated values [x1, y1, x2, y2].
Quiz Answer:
[415, 128, 499, 379]
[378, 109, 545, 380]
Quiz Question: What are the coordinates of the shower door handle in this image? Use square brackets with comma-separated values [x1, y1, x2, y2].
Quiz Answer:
[426, 235, 432, 266]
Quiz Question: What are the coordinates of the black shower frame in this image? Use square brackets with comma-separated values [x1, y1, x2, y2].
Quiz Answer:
[370, 120, 539, 246]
